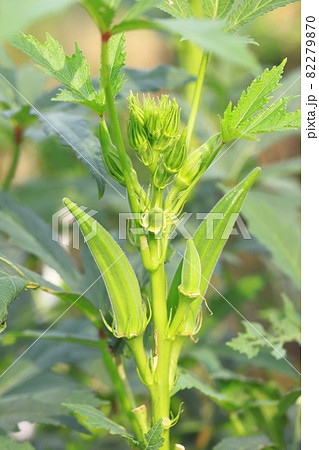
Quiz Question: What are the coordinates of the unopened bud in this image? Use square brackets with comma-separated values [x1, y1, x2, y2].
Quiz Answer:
[153, 162, 172, 189]
[99, 122, 125, 186]
[164, 128, 187, 173]
[162, 98, 180, 137]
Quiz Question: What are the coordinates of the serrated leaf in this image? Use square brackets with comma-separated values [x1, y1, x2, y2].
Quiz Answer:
[220, 60, 287, 142]
[157, 0, 194, 18]
[202, 0, 234, 18]
[171, 368, 228, 403]
[227, 295, 300, 360]
[63, 403, 134, 437]
[34, 111, 110, 198]
[142, 420, 165, 450]
[226, 0, 299, 31]
[155, 19, 258, 71]
[106, 33, 126, 98]
[9, 33, 105, 114]
[0, 437, 35, 450]
[213, 434, 272, 449]
[245, 96, 301, 136]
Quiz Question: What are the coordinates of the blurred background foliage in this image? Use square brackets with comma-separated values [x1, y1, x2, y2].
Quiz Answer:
[0, 0, 300, 449]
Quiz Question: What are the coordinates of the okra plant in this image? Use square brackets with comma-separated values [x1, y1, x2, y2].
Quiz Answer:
[1, 0, 300, 448]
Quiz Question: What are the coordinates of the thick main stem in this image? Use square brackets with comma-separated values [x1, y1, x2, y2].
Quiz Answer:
[149, 263, 171, 450]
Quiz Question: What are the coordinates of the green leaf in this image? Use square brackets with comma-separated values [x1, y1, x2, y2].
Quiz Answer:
[157, 0, 195, 18]
[63, 198, 147, 338]
[241, 190, 301, 287]
[106, 33, 126, 98]
[0, 191, 81, 290]
[172, 368, 227, 403]
[226, 0, 299, 31]
[220, 59, 291, 142]
[155, 19, 259, 71]
[9, 33, 105, 114]
[245, 96, 301, 136]
[64, 403, 134, 437]
[142, 420, 165, 450]
[123, 0, 162, 21]
[34, 111, 111, 198]
[213, 434, 272, 449]
[202, 0, 234, 18]
[168, 168, 260, 326]
[0, 437, 35, 450]
[227, 295, 300, 359]
[0, 269, 27, 333]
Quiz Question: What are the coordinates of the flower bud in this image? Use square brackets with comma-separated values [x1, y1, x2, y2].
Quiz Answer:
[128, 91, 144, 125]
[153, 161, 172, 189]
[164, 128, 187, 173]
[99, 122, 125, 186]
[161, 98, 180, 138]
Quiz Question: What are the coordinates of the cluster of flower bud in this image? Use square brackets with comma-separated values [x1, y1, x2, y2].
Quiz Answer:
[127, 92, 182, 166]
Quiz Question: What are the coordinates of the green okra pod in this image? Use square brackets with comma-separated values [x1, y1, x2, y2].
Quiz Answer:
[64, 198, 149, 338]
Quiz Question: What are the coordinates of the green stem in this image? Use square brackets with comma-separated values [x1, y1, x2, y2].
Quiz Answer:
[168, 336, 186, 390]
[186, 52, 209, 150]
[292, 400, 301, 450]
[99, 341, 144, 441]
[148, 263, 171, 450]
[3, 127, 23, 190]
[100, 36, 139, 215]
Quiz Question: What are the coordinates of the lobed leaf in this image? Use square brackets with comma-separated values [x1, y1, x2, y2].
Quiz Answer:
[142, 419, 165, 450]
[226, 0, 299, 31]
[227, 295, 300, 359]
[220, 59, 289, 142]
[9, 32, 105, 114]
